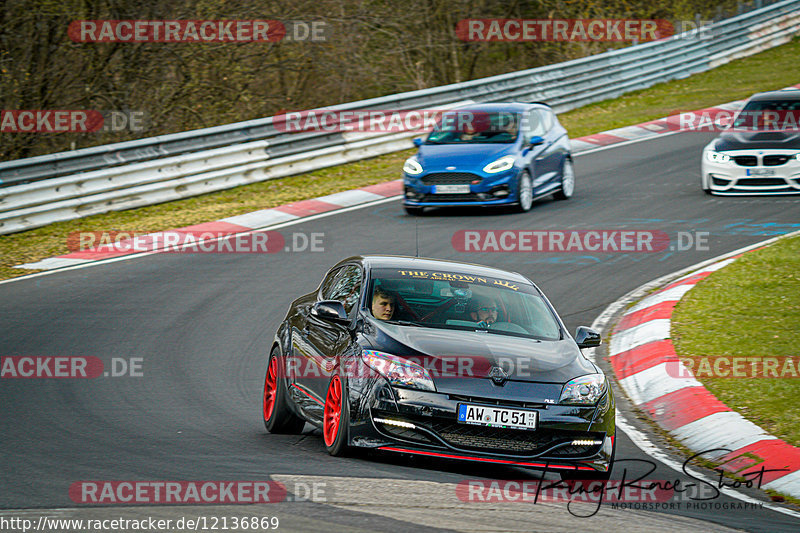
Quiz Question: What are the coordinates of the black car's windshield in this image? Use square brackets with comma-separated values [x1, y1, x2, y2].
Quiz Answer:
[732, 99, 800, 131]
[426, 111, 520, 144]
[367, 268, 561, 340]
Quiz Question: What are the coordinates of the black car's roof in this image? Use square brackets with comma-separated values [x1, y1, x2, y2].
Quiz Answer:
[748, 89, 800, 102]
[450, 102, 549, 114]
[337, 255, 532, 284]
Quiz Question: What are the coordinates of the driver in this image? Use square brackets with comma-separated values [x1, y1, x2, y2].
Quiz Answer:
[470, 297, 499, 327]
[371, 287, 395, 321]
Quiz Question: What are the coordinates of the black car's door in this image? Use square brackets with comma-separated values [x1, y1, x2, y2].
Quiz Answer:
[296, 264, 363, 422]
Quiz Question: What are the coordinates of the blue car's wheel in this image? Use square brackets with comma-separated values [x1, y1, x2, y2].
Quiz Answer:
[516, 170, 533, 212]
[554, 159, 574, 200]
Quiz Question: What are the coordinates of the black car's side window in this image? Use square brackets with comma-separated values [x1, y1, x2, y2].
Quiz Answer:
[320, 265, 362, 316]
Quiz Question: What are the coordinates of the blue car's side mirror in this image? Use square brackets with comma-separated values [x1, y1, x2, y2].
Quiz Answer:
[529, 136, 545, 146]
[413, 138, 423, 147]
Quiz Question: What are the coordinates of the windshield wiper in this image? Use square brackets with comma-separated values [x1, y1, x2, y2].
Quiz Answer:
[386, 319, 429, 327]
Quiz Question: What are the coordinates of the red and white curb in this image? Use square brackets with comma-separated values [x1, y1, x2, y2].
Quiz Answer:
[606, 232, 800, 500]
[14, 181, 403, 270]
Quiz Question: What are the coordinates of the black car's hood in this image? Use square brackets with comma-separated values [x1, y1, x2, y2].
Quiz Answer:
[370, 321, 596, 384]
[714, 130, 800, 151]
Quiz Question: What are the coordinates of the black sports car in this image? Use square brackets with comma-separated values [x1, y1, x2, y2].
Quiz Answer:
[263, 255, 615, 479]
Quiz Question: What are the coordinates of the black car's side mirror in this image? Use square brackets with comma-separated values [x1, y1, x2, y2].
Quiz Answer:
[413, 137, 424, 147]
[529, 135, 545, 146]
[311, 300, 350, 325]
[575, 326, 601, 349]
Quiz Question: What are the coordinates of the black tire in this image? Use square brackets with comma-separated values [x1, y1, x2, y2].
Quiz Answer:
[515, 170, 534, 212]
[553, 158, 575, 200]
[404, 205, 423, 216]
[323, 373, 350, 456]
[263, 348, 305, 434]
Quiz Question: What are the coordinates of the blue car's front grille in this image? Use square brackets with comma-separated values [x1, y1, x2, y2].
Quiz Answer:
[420, 193, 483, 203]
[421, 173, 481, 185]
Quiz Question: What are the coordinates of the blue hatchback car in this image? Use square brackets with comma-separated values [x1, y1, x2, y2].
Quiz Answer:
[402, 103, 574, 215]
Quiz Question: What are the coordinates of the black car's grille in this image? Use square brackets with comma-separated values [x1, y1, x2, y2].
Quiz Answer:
[431, 421, 558, 453]
[373, 409, 602, 456]
[421, 173, 481, 185]
[763, 155, 792, 166]
[420, 193, 482, 203]
[732, 155, 758, 166]
[738, 177, 788, 186]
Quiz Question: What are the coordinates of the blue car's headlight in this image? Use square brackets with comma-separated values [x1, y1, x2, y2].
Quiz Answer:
[361, 349, 435, 391]
[559, 373, 607, 405]
[483, 155, 516, 174]
[403, 157, 423, 175]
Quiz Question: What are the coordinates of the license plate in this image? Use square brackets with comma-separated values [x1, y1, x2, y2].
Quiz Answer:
[457, 403, 538, 430]
[434, 184, 470, 194]
[747, 169, 775, 176]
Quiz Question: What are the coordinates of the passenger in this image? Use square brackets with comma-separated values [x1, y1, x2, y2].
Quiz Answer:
[371, 287, 395, 321]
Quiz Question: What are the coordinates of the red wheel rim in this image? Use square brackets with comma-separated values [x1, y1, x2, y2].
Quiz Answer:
[263, 356, 278, 421]
[323, 375, 342, 447]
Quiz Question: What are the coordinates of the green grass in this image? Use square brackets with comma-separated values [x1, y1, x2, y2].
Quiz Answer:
[1, 36, 799, 280]
[671, 235, 800, 447]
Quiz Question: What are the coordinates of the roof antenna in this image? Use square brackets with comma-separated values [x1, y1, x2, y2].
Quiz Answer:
[415, 216, 419, 257]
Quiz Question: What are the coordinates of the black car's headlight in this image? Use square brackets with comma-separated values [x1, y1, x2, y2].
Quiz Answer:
[403, 157, 423, 175]
[361, 349, 435, 392]
[559, 373, 607, 405]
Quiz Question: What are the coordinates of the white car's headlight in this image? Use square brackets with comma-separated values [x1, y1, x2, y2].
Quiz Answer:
[559, 373, 607, 406]
[705, 151, 731, 163]
[361, 350, 435, 391]
[483, 155, 516, 174]
[403, 158, 423, 175]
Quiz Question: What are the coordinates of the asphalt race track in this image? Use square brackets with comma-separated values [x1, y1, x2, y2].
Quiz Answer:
[2, 130, 799, 532]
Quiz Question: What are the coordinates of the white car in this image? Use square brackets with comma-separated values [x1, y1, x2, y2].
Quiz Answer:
[701, 89, 800, 195]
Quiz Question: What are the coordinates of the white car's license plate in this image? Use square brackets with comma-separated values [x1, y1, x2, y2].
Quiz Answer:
[747, 168, 775, 176]
[457, 403, 538, 430]
[434, 184, 470, 194]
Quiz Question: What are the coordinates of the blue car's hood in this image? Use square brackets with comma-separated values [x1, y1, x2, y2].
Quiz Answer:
[416, 143, 517, 172]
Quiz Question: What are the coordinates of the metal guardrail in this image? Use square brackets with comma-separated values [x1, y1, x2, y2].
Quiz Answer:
[1, 0, 799, 234]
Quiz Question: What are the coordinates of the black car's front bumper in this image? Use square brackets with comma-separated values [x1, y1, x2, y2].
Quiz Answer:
[345, 375, 615, 474]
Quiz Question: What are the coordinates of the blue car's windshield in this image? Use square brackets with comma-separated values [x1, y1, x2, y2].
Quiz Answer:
[426, 111, 520, 144]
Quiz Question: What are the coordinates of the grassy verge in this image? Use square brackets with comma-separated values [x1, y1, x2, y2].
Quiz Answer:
[671, 235, 800, 447]
[1, 37, 799, 280]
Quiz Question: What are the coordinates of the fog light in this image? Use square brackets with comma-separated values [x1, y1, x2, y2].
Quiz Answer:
[571, 439, 604, 446]
[374, 418, 416, 429]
